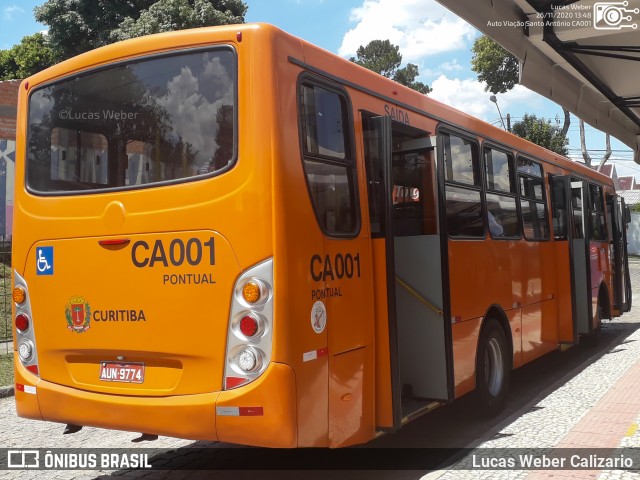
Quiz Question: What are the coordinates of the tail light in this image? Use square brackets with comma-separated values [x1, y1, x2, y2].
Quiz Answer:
[224, 259, 273, 390]
[13, 270, 40, 377]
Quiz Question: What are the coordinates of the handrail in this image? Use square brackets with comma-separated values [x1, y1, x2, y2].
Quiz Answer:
[394, 276, 443, 316]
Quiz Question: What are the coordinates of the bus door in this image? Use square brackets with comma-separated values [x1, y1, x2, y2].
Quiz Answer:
[549, 174, 576, 342]
[607, 194, 632, 314]
[569, 178, 593, 336]
[363, 114, 452, 429]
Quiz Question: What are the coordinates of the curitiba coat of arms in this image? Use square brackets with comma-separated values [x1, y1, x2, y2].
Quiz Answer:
[65, 296, 91, 333]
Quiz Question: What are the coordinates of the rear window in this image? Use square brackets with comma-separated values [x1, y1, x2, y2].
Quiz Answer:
[27, 47, 236, 194]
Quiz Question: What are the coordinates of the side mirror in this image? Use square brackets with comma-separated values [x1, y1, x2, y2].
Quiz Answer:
[625, 206, 632, 225]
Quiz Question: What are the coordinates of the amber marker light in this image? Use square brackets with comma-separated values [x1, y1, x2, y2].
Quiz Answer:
[242, 281, 262, 304]
[13, 287, 26, 305]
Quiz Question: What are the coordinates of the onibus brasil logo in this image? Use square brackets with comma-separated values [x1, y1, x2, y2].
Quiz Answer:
[65, 296, 91, 333]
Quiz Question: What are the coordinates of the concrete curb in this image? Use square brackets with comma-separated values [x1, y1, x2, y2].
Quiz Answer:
[0, 385, 14, 398]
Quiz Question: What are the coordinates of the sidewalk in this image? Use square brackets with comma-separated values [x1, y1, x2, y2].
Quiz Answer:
[431, 260, 640, 480]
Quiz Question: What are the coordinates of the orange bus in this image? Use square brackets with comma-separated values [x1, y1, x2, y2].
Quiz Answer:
[12, 23, 631, 448]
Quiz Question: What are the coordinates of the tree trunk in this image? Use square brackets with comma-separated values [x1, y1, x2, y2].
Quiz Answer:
[561, 108, 570, 137]
[596, 134, 612, 172]
[580, 119, 592, 167]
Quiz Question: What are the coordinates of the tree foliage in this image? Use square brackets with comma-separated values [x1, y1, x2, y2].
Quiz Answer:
[34, 0, 247, 61]
[0, 33, 56, 80]
[110, 0, 247, 42]
[470, 35, 519, 95]
[350, 39, 430, 94]
[512, 114, 568, 156]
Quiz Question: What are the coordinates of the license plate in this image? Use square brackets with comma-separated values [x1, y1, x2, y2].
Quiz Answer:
[99, 361, 145, 383]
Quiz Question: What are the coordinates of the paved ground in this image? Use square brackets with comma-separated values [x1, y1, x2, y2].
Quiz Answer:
[1, 260, 640, 479]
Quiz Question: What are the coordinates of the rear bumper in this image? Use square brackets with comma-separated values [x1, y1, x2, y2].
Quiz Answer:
[14, 354, 297, 446]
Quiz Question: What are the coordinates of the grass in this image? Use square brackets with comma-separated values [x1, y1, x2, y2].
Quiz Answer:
[0, 262, 11, 344]
[0, 257, 13, 387]
[0, 353, 13, 387]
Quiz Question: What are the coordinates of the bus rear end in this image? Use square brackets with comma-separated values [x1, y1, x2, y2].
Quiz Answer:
[12, 26, 296, 446]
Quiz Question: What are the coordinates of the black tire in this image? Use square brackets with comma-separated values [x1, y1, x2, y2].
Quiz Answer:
[476, 319, 511, 417]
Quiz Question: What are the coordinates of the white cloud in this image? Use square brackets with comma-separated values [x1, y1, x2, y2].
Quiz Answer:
[3, 5, 24, 21]
[429, 75, 539, 123]
[339, 0, 476, 61]
[159, 55, 234, 168]
[439, 60, 463, 72]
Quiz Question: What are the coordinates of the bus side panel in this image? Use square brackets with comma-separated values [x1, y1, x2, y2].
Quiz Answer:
[371, 239, 394, 427]
[554, 241, 574, 342]
[451, 317, 482, 398]
[512, 241, 558, 362]
[521, 300, 558, 364]
[508, 308, 523, 369]
[329, 346, 374, 447]
[448, 241, 512, 322]
[510, 241, 557, 310]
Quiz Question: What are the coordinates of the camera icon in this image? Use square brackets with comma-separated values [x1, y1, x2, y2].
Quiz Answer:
[594, 1, 639, 29]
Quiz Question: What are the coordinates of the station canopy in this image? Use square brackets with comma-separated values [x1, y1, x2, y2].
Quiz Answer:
[436, 0, 640, 163]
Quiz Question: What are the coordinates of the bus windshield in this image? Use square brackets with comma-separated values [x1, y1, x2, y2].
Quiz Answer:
[27, 47, 236, 194]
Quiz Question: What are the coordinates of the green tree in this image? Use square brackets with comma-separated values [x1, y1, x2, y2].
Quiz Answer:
[471, 35, 519, 95]
[350, 39, 430, 94]
[471, 34, 571, 139]
[511, 114, 568, 156]
[34, 0, 247, 61]
[0, 33, 56, 80]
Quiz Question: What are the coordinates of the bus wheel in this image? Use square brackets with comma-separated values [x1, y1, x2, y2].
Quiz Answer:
[476, 319, 510, 417]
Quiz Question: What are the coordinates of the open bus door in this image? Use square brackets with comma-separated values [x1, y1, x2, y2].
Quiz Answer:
[363, 114, 453, 430]
[607, 195, 632, 314]
[569, 178, 594, 337]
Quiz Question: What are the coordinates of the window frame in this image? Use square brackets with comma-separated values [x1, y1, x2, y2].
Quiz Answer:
[516, 155, 550, 242]
[296, 73, 360, 238]
[548, 173, 569, 240]
[439, 126, 485, 240]
[483, 143, 521, 240]
[588, 182, 607, 241]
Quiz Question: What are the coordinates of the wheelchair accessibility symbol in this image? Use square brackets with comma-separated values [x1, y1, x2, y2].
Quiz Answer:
[36, 246, 54, 275]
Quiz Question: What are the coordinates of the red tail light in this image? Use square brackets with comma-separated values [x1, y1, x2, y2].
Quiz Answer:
[15, 314, 29, 332]
[240, 315, 259, 337]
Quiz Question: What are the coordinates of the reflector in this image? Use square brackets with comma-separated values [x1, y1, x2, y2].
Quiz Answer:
[225, 376, 247, 389]
[15, 314, 29, 332]
[240, 315, 259, 337]
[13, 287, 26, 305]
[242, 281, 261, 304]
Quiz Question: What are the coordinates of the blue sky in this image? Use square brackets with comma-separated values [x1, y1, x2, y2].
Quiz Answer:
[2, 0, 638, 178]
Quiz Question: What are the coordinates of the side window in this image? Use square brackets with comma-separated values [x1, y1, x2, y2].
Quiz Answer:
[442, 132, 484, 238]
[549, 175, 568, 240]
[299, 81, 358, 236]
[518, 157, 549, 241]
[571, 179, 585, 239]
[484, 147, 519, 238]
[589, 183, 606, 241]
